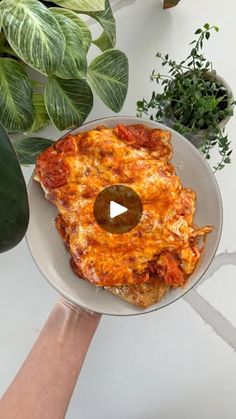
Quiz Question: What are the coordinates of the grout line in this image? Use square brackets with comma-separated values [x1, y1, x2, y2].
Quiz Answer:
[185, 290, 236, 350]
[197, 251, 236, 286]
[184, 251, 236, 350]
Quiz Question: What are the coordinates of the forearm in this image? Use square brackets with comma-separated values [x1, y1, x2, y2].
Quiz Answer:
[0, 300, 101, 419]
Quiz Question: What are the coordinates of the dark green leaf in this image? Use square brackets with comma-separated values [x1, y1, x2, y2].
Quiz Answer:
[14, 137, 54, 165]
[0, 123, 29, 252]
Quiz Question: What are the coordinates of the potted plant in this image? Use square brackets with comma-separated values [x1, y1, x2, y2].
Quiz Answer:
[163, 0, 181, 8]
[0, 0, 129, 163]
[137, 24, 234, 171]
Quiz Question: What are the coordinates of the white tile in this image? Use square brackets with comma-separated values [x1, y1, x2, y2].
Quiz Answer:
[0, 240, 56, 393]
[67, 300, 236, 419]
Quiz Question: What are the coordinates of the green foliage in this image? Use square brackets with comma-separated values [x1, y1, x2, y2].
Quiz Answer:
[51, 8, 92, 53]
[137, 24, 234, 171]
[13, 137, 54, 164]
[0, 123, 29, 252]
[28, 93, 50, 133]
[89, 0, 116, 51]
[1, 0, 66, 75]
[88, 49, 129, 112]
[0, 0, 128, 162]
[44, 76, 93, 130]
[51, 0, 105, 12]
[0, 58, 35, 131]
[51, 10, 87, 79]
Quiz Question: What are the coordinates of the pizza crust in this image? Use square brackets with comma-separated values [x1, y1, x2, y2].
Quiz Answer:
[105, 281, 170, 309]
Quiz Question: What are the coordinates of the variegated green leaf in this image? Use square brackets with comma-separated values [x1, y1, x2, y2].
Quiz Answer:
[88, 0, 116, 51]
[51, 8, 92, 53]
[1, 0, 66, 75]
[14, 137, 54, 165]
[51, 0, 105, 12]
[0, 58, 34, 132]
[44, 76, 93, 130]
[51, 10, 87, 79]
[28, 94, 49, 133]
[88, 49, 128, 112]
[93, 31, 112, 52]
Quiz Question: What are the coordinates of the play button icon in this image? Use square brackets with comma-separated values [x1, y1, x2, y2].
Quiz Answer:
[109, 201, 128, 219]
[93, 185, 143, 234]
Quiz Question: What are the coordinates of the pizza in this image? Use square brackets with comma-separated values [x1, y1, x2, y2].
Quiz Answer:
[35, 124, 212, 309]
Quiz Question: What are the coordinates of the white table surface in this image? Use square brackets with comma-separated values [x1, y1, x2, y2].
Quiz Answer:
[1, 0, 236, 418]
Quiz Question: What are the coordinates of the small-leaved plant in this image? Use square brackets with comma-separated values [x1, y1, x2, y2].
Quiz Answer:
[137, 24, 234, 171]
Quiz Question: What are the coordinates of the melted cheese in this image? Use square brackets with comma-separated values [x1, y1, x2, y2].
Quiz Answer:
[35, 125, 211, 288]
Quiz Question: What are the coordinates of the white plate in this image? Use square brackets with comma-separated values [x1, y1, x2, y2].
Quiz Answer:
[26, 116, 223, 316]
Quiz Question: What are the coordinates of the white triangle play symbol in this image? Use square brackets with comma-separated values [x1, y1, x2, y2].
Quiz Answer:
[109, 201, 128, 219]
